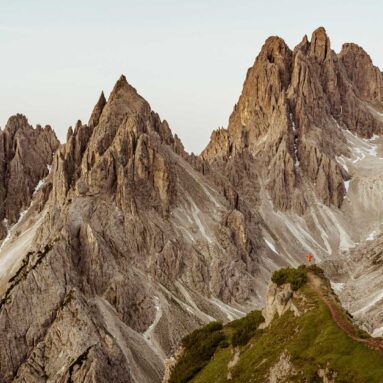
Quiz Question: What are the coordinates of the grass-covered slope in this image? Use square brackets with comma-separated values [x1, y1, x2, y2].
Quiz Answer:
[168, 266, 383, 383]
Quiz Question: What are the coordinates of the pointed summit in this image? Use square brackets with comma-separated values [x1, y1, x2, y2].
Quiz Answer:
[4, 114, 29, 137]
[110, 74, 139, 99]
[112, 74, 129, 92]
[295, 34, 310, 53]
[339, 42, 383, 105]
[88, 91, 107, 127]
[310, 26, 330, 61]
[106, 74, 150, 117]
[225, 35, 292, 138]
[259, 36, 291, 63]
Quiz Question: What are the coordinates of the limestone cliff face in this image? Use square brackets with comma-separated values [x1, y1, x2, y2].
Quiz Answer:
[338, 42, 383, 137]
[0, 79, 183, 383]
[260, 282, 300, 328]
[53, 76, 185, 214]
[202, 27, 383, 214]
[0, 76, 267, 383]
[339, 43, 383, 107]
[0, 115, 59, 238]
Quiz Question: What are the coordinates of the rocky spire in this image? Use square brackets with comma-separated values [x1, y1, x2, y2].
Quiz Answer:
[223, 35, 292, 153]
[107, 74, 149, 115]
[0, 115, 59, 238]
[339, 42, 383, 106]
[309, 26, 330, 61]
[88, 91, 106, 128]
[50, 74, 183, 215]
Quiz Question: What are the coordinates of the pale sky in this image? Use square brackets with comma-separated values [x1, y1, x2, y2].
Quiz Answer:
[1, 0, 382, 154]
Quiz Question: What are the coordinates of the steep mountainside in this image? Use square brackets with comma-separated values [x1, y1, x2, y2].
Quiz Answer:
[1, 27, 383, 383]
[203, 27, 383, 212]
[0, 76, 270, 383]
[166, 267, 383, 383]
[201, 28, 383, 330]
[324, 234, 383, 337]
[0, 115, 59, 238]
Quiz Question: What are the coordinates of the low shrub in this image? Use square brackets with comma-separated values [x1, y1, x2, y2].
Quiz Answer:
[219, 339, 230, 348]
[182, 321, 223, 349]
[230, 310, 264, 347]
[170, 321, 225, 383]
[271, 267, 307, 291]
[308, 264, 325, 277]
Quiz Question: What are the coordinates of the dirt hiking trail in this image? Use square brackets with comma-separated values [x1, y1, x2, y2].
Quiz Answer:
[307, 271, 383, 353]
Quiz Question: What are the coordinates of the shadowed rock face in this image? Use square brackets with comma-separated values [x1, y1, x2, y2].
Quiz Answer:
[0, 115, 59, 238]
[1, 28, 383, 383]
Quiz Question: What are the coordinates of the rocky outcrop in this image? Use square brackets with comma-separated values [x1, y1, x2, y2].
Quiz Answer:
[268, 351, 297, 383]
[339, 43, 383, 107]
[318, 366, 337, 383]
[0, 115, 59, 239]
[260, 282, 300, 328]
[161, 347, 184, 383]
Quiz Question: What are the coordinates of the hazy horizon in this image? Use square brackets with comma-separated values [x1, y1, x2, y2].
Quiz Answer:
[1, 0, 382, 154]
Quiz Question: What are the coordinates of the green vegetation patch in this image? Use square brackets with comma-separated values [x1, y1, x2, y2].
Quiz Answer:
[190, 346, 232, 383]
[228, 310, 264, 347]
[271, 266, 307, 291]
[169, 321, 225, 383]
[174, 268, 383, 383]
[192, 286, 383, 383]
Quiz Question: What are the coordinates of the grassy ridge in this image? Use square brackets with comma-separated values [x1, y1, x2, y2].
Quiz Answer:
[230, 285, 383, 382]
[271, 266, 307, 291]
[168, 321, 225, 383]
[228, 310, 264, 347]
[169, 267, 383, 383]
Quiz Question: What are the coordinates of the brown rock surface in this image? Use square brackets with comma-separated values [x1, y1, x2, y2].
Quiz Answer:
[0, 115, 59, 238]
[0, 76, 266, 383]
[202, 27, 383, 214]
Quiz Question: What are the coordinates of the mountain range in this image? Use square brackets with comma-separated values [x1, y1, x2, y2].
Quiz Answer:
[1, 27, 383, 382]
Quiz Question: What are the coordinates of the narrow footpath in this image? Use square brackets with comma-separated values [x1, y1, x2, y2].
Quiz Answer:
[307, 272, 383, 353]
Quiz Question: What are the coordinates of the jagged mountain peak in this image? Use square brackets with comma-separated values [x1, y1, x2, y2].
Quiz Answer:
[0, 114, 59, 238]
[294, 34, 310, 53]
[106, 73, 150, 115]
[311, 25, 328, 36]
[3, 113, 30, 136]
[309, 26, 331, 60]
[49, 74, 190, 216]
[88, 91, 107, 128]
[3, 114, 56, 141]
[259, 35, 291, 58]
[340, 41, 370, 56]
[202, 27, 383, 212]
[339, 42, 383, 107]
